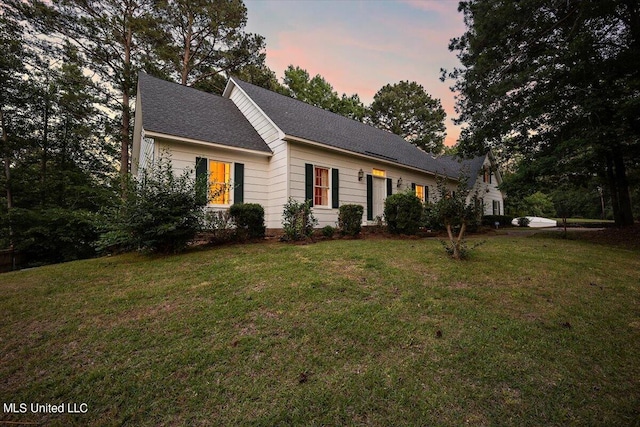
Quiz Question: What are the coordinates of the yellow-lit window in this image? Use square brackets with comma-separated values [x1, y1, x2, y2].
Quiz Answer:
[372, 168, 386, 177]
[209, 160, 230, 204]
[415, 185, 424, 202]
[314, 167, 329, 206]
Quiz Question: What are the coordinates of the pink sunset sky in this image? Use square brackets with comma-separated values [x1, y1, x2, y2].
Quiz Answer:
[243, 0, 467, 147]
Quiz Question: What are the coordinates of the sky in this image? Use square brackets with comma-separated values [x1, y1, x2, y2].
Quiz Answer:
[243, 0, 467, 147]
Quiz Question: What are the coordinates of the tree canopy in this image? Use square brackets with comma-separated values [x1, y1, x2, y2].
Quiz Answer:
[445, 0, 640, 226]
[152, 0, 267, 93]
[280, 65, 366, 121]
[368, 81, 447, 154]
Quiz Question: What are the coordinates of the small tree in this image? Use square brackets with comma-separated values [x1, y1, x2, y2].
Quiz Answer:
[281, 198, 317, 241]
[432, 175, 483, 260]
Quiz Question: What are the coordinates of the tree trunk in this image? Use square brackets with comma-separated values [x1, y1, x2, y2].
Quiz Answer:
[1, 106, 12, 211]
[120, 13, 133, 181]
[612, 147, 634, 226]
[607, 149, 634, 227]
[41, 77, 51, 204]
[181, 10, 194, 85]
[606, 153, 621, 225]
[1, 105, 14, 252]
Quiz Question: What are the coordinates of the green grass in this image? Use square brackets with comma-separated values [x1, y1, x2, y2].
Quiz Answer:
[1, 236, 639, 426]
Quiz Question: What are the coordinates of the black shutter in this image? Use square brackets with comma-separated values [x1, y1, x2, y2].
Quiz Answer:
[305, 163, 314, 206]
[425, 185, 429, 202]
[196, 157, 208, 179]
[411, 183, 416, 193]
[195, 157, 208, 204]
[234, 163, 244, 204]
[386, 178, 392, 196]
[332, 168, 339, 208]
[366, 174, 373, 221]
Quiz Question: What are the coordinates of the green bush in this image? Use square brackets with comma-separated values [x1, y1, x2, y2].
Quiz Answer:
[98, 156, 206, 254]
[384, 191, 423, 235]
[322, 225, 336, 238]
[338, 204, 364, 236]
[282, 198, 318, 241]
[230, 203, 265, 239]
[3, 207, 99, 266]
[517, 217, 531, 227]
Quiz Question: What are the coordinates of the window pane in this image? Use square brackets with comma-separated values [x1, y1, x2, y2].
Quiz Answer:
[314, 166, 329, 205]
[209, 160, 230, 204]
[372, 168, 386, 177]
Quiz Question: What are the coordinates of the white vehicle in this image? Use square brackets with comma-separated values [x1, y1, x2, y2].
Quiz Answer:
[512, 216, 558, 228]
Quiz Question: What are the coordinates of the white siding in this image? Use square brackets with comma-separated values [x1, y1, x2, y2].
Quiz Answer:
[131, 87, 143, 175]
[155, 139, 270, 210]
[288, 142, 441, 227]
[228, 85, 288, 228]
[469, 155, 504, 215]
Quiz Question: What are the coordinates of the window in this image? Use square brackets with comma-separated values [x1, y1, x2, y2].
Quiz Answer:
[372, 168, 386, 177]
[314, 166, 329, 206]
[415, 185, 424, 202]
[493, 200, 501, 215]
[483, 168, 492, 184]
[209, 160, 231, 204]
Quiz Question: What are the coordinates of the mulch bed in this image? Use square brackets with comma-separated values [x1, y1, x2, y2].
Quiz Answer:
[568, 223, 640, 251]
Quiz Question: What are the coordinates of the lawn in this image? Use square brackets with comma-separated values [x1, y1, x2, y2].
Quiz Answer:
[1, 235, 639, 426]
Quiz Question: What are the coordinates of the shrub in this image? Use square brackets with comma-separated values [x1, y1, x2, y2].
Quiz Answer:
[98, 155, 206, 254]
[384, 191, 423, 235]
[338, 204, 364, 236]
[230, 203, 265, 239]
[202, 209, 235, 243]
[517, 217, 531, 227]
[282, 198, 317, 241]
[322, 225, 336, 238]
[4, 207, 99, 266]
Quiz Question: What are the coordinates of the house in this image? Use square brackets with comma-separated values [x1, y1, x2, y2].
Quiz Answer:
[132, 73, 504, 231]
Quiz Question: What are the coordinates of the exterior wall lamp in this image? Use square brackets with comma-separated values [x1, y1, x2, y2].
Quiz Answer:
[358, 169, 364, 181]
[397, 177, 403, 189]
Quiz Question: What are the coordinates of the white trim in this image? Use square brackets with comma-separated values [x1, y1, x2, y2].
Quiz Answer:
[312, 164, 331, 209]
[224, 78, 286, 141]
[143, 130, 272, 157]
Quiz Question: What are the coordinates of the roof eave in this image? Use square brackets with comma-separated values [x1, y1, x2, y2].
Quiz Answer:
[143, 130, 273, 157]
[224, 78, 286, 141]
[284, 134, 456, 179]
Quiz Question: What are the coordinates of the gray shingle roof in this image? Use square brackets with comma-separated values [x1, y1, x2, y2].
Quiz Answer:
[437, 154, 487, 188]
[232, 78, 450, 175]
[137, 73, 271, 154]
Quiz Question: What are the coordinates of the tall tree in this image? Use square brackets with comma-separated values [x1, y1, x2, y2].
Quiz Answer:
[281, 65, 365, 121]
[21, 0, 158, 179]
[0, 12, 31, 236]
[154, 0, 266, 93]
[367, 81, 446, 154]
[445, 0, 639, 226]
